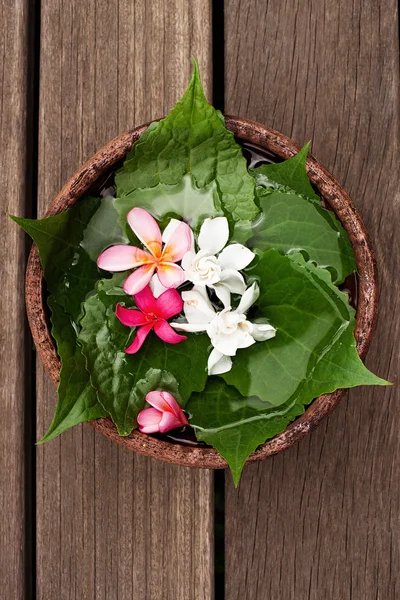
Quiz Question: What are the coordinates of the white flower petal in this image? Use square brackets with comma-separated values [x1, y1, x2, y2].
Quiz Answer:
[149, 273, 168, 298]
[182, 250, 196, 272]
[219, 269, 246, 294]
[198, 217, 229, 254]
[192, 284, 212, 300]
[252, 322, 277, 342]
[170, 321, 209, 333]
[212, 283, 231, 309]
[182, 249, 221, 286]
[237, 282, 260, 314]
[182, 288, 216, 323]
[208, 348, 232, 375]
[218, 244, 255, 270]
[208, 330, 240, 357]
[236, 330, 256, 350]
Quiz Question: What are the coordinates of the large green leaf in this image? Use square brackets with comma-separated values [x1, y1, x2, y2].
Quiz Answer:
[80, 196, 129, 261]
[115, 174, 223, 234]
[78, 273, 210, 436]
[188, 380, 304, 485]
[190, 251, 387, 482]
[39, 297, 107, 443]
[251, 143, 320, 201]
[223, 250, 388, 403]
[248, 188, 356, 283]
[115, 59, 258, 224]
[11, 197, 127, 440]
[11, 197, 127, 319]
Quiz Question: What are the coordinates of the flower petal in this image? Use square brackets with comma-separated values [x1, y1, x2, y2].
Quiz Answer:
[146, 391, 185, 421]
[162, 218, 181, 243]
[207, 348, 232, 375]
[218, 244, 255, 270]
[163, 219, 195, 252]
[236, 330, 256, 350]
[182, 288, 216, 323]
[181, 250, 196, 272]
[237, 282, 260, 314]
[146, 390, 174, 412]
[156, 262, 185, 288]
[97, 245, 153, 272]
[155, 289, 183, 319]
[212, 283, 231, 309]
[116, 304, 149, 327]
[208, 330, 241, 356]
[124, 323, 154, 354]
[154, 320, 187, 344]
[198, 217, 229, 254]
[219, 269, 246, 294]
[149, 273, 168, 298]
[137, 407, 162, 433]
[170, 321, 209, 333]
[252, 322, 277, 342]
[123, 264, 156, 295]
[158, 411, 188, 433]
[133, 285, 157, 314]
[127, 207, 162, 257]
[162, 221, 193, 262]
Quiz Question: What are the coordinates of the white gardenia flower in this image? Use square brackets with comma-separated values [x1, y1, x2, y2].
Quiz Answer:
[182, 216, 255, 307]
[171, 283, 276, 375]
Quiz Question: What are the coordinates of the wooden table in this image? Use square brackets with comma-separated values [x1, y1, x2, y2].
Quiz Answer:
[1, 1, 398, 598]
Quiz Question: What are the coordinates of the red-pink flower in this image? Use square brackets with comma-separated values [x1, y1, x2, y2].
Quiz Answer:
[116, 285, 187, 354]
[137, 391, 188, 434]
[97, 208, 192, 295]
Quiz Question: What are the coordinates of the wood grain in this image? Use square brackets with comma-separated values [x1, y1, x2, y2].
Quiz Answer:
[225, 0, 399, 598]
[0, 0, 32, 597]
[36, 1, 213, 599]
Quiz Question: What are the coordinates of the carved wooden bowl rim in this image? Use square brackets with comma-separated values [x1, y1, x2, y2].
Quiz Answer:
[25, 116, 378, 470]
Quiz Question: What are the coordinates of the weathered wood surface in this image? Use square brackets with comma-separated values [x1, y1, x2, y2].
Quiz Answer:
[36, 2, 213, 599]
[225, 1, 399, 599]
[2, 0, 399, 597]
[0, 1, 32, 598]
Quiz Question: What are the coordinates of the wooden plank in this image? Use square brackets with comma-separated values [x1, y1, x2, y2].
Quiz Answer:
[36, 2, 214, 599]
[224, 0, 399, 598]
[0, 0, 33, 597]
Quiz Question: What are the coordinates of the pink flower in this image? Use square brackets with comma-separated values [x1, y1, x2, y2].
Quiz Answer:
[97, 208, 192, 295]
[137, 391, 189, 434]
[116, 285, 187, 354]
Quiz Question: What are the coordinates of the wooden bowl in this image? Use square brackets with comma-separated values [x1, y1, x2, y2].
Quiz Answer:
[26, 116, 378, 470]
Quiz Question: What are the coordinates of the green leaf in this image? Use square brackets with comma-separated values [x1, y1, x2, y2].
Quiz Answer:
[251, 143, 320, 201]
[115, 59, 258, 223]
[190, 252, 388, 482]
[80, 196, 129, 261]
[133, 368, 183, 408]
[223, 250, 389, 403]
[11, 197, 127, 441]
[38, 297, 107, 443]
[115, 174, 223, 234]
[249, 189, 356, 283]
[188, 380, 304, 485]
[78, 273, 210, 436]
[12, 198, 99, 319]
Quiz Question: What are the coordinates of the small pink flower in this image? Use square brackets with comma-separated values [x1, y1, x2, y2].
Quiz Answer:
[97, 208, 192, 295]
[137, 391, 189, 434]
[116, 285, 187, 354]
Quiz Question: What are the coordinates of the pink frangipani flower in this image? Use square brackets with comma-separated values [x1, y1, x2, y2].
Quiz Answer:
[137, 391, 188, 434]
[116, 285, 187, 354]
[97, 208, 192, 295]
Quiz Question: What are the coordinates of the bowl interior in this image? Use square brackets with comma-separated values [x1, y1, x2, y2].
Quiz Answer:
[25, 116, 378, 470]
